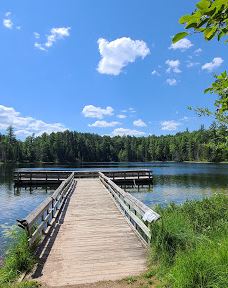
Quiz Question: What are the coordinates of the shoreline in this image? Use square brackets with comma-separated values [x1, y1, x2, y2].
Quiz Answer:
[1, 160, 228, 165]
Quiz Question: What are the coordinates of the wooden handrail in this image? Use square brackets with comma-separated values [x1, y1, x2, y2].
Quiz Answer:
[17, 172, 76, 246]
[14, 169, 152, 179]
[99, 172, 160, 244]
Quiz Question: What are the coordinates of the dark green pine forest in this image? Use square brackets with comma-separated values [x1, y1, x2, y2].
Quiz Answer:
[0, 124, 227, 163]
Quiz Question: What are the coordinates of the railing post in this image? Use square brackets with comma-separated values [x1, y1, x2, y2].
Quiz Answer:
[52, 198, 55, 219]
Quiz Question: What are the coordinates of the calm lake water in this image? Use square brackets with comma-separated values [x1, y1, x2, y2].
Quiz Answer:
[0, 162, 228, 256]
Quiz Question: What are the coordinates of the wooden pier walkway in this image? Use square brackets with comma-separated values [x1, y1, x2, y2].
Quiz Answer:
[39, 179, 147, 286]
[16, 170, 160, 287]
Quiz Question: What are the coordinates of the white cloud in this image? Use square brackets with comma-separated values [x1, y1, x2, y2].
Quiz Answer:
[3, 19, 13, 29]
[133, 119, 147, 127]
[112, 128, 145, 136]
[129, 107, 136, 113]
[194, 48, 202, 55]
[3, 12, 13, 29]
[34, 42, 46, 51]
[0, 105, 66, 137]
[97, 37, 150, 75]
[166, 78, 177, 86]
[169, 38, 193, 51]
[151, 70, 160, 76]
[166, 59, 181, 73]
[88, 120, 120, 128]
[180, 116, 189, 121]
[201, 57, 223, 72]
[34, 32, 40, 39]
[161, 120, 181, 131]
[82, 105, 114, 119]
[117, 114, 127, 119]
[34, 27, 71, 51]
[186, 61, 200, 68]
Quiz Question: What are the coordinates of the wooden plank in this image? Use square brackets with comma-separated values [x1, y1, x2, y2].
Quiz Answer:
[36, 178, 147, 286]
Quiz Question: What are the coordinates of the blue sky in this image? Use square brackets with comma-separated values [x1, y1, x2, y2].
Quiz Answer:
[0, 0, 226, 138]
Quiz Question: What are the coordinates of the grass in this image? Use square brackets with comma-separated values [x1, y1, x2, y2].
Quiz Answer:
[149, 194, 228, 288]
[1, 195, 227, 288]
[0, 229, 37, 287]
[0, 281, 40, 288]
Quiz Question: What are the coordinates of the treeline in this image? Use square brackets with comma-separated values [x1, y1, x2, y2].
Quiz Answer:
[0, 124, 227, 163]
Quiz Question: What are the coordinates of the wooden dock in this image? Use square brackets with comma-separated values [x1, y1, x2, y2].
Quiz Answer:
[14, 169, 153, 186]
[16, 170, 160, 287]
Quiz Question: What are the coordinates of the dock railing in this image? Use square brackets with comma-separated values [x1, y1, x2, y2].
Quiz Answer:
[17, 172, 76, 246]
[14, 169, 153, 186]
[99, 172, 160, 244]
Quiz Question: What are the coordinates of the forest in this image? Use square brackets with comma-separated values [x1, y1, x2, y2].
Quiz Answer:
[0, 123, 227, 163]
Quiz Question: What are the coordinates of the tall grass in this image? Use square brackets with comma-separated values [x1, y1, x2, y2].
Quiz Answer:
[0, 229, 36, 286]
[150, 194, 228, 288]
[0, 281, 39, 288]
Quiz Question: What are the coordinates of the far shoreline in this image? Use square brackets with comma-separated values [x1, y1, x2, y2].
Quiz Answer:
[1, 160, 228, 165]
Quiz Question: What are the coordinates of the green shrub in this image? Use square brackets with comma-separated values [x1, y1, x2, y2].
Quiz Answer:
[182, 194, 228, 234]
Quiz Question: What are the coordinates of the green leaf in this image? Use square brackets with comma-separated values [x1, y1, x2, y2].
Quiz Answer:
[204, 87, 213, 93]
[196, 0, 210, 10]
[185, 21, 198, 29]
[196, 18, 208, 28]
[172, 32, 189, 43]
[179, 15, 191, 24]
[204, 27, 217, 40]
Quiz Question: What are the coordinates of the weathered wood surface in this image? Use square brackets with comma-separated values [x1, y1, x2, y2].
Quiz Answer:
[37, 179, 147, 286]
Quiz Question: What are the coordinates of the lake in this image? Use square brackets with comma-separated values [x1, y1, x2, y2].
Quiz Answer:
[0, 162, 228, 256]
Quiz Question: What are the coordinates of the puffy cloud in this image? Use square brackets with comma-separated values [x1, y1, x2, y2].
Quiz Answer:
[169, 38, 193, 51]
[194, 48, 202, 55]
[117, 114, 127, 119]
[97, 37, 150, 75]
[34, 32, 40, 39]
[180, 116, 189, 121]
[186, 61, 200, 68]
[89, 120, 120, 127]
[82, 105, 114, 119]
[0, 104, 66, 137]
[201, 57, 223, 72]
[151, 70, 160, 76]
[129, 107, 136, 113]
[3, 12, 13, 29]
[133, 119, 147, 127]
[166, 59, 181, 73]
[34, 27, 71, 51]
[161, 120, 181, 131]
[166, 78, 177, 86]
[112, 128, 145, 136]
